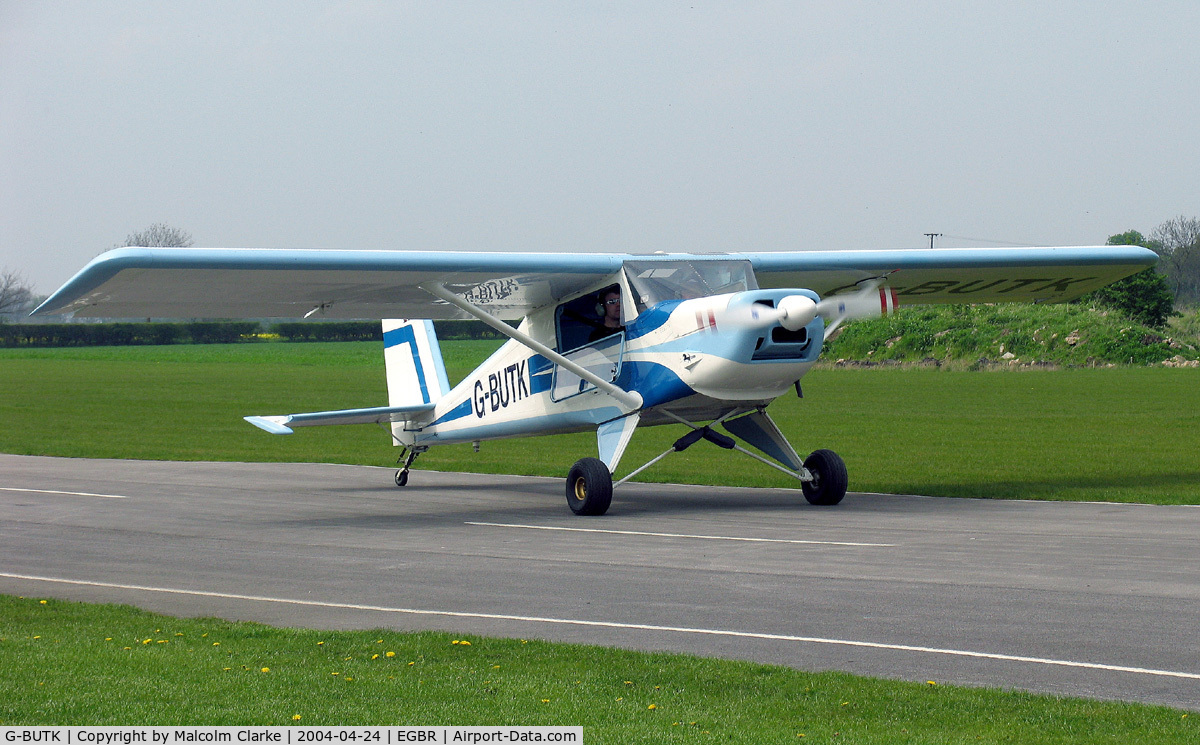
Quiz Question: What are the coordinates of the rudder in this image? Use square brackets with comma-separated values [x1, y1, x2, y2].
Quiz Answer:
[382, 320, 450, 409]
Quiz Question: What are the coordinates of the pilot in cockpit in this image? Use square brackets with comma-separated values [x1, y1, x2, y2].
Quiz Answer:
[588, 288, 624, 342]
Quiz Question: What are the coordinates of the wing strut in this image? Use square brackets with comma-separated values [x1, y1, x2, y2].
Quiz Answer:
[420, 282, 643, 412]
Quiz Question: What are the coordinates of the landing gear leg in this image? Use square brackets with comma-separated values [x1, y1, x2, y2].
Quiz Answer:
[394, 446, 425, 488]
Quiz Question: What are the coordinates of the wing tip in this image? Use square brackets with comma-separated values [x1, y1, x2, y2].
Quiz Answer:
[244, 415, 294, 435]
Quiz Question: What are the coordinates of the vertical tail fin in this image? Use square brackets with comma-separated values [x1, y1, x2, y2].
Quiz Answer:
[383, 320, 450, 409]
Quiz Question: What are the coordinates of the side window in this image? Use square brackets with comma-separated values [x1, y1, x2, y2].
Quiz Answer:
[555, 284, 623, 352]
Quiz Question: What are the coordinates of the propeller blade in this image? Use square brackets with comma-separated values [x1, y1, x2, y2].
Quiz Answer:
[724, 284, 898, 332]
[816, 283, 899, 335]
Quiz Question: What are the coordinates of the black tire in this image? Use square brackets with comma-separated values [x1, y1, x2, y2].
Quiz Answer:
[801, 449, 847, 506]
[394, 469, 409, 487]
[566, 457, 613, 516]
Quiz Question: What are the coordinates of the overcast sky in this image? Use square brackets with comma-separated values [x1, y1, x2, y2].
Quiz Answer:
[3, 1, 1198, 294]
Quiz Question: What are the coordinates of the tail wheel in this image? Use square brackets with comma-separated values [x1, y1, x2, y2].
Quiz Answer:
[566, 457, 613, 516]
[802, 449, 848, 506]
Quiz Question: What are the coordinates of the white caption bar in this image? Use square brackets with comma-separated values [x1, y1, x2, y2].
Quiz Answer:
[0, 728, 582, 745]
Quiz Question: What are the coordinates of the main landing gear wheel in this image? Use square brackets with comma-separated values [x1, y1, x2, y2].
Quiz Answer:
[566, 457, 613, 516]
[802, 449, 848, 506]
[394, 469, 409, 487]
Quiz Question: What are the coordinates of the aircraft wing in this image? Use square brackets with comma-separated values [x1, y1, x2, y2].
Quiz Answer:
[746, 245, 1157, 304]
[34, 245, 1155, 320]
[34, 248, 627, 320]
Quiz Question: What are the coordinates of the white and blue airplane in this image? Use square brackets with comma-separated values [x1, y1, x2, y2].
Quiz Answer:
[35, 244, 1155, 515]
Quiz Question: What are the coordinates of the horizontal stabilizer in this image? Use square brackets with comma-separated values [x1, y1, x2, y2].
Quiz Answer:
[244, 403, 435, 435]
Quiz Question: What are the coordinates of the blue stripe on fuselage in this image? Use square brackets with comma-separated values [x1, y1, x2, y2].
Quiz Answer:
[624, 300, 681, 342]
[429, 399, 473, 426]
[616, 359, 694, 409]
[528, 354, 553, 394]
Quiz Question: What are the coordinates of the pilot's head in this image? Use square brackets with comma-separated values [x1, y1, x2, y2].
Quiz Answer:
[601, 289, 621, 326]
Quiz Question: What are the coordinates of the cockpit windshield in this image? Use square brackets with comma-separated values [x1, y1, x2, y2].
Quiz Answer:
[623, 259, 758, 313]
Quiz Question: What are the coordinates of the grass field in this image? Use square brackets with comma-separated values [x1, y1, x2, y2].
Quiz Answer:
[4, 342, 1200, 734]
[2, 595, 1196, 741]
[2, 341, 1198, 503]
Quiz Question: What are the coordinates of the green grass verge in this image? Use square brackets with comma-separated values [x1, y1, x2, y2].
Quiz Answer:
[2, 342, 1198, 503]
[2, 595, 1195, 739]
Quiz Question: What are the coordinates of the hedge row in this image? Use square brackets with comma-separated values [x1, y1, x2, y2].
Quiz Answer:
[270, 320, 506, 342]
[0, 322, 261, 347]
[0, 320, 506, 347]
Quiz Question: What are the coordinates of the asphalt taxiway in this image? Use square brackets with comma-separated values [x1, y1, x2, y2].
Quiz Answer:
[1, 453, 1197, 711]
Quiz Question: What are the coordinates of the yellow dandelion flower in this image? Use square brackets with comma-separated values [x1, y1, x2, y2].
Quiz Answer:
[648, 704, 657, 710]
[927, 681, 937, 686]
[40, 600, 47, 605]
[460, 641, 471, 646]
[345, 677, 354, 682]
[261, 667, 270, 673]
[223, 668, 231, 671]
[105, 638, 112, 641]
[492, 665, 500, 669]
[317, 641, 324, 646]
[213, 642, 220, 646]
[331, 672, 340, 676]
[386, 651, 396, 658]
[143, 639, 152, 645]
[292, 716, 302, 721]
[408, 662, 415, 666]
[123, 647, 131, 651]
[452, 640, 460, 645]
[372, 654, 379, 660]
[377, 640, 383, 644]
[541, 699, 550, 704]
[33, 636, 41, 640]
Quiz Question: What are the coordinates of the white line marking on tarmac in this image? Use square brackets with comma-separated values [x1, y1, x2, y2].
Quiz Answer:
[5, 571, 1196, 682]
[0, 487, 128, 500]
[467, 521, 893, 547]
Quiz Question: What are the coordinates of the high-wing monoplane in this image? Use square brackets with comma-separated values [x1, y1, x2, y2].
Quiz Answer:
[35, 245, 1155, 514]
